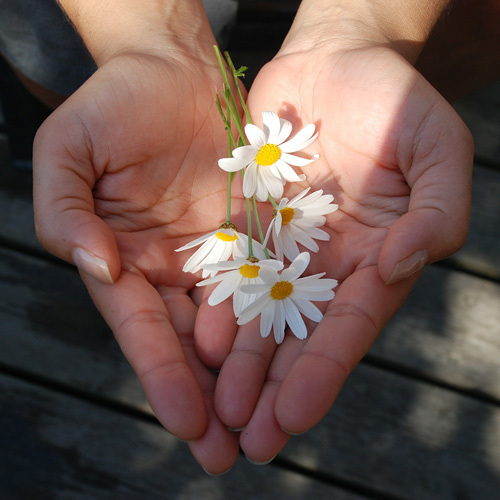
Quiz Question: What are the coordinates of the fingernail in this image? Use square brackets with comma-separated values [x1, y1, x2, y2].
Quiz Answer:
[202, 466, 232, 476]
[227, 427, 245, 432]
[245, 453, 277, 465]
[280, 427, 304, 436]
[386, 249, 427, 284]
[72, 247, 114, 284]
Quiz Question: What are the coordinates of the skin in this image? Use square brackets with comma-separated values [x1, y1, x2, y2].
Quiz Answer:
[32, 0, 475, 473]
[213, 45, 473, 463]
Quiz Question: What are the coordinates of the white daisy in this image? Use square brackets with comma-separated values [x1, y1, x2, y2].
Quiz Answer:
[218, 111, 319, 202]
[265, 188, 339, 262]
[197, 257, 284, 316]
[237, 252, 338, 344]
[175, 223, 266, 278]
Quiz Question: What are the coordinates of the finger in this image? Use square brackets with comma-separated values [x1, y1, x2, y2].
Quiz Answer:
[158, 287, 240, 473]
[82, 271, 207, 440]
[193, 285, 238, 369]
[275, 265, 418, 434]
[187, 363, 240, 474]
[214, 317, 277, 430]
[33, 103, 120, 283]
[239, 337, 304, 463]
[379, 105, 474, 284]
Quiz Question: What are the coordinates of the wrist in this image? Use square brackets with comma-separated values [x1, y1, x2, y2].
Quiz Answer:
[57, 0, 216, 66]
[280, 0, 451, 64]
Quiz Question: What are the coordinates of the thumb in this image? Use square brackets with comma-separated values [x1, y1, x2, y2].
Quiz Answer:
[379, 120, 474, 284]
[33, 109, 121, 284]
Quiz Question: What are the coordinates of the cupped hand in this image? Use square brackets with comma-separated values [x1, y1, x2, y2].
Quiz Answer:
[33, 50, 244, 473]
[212, 45, 473, 463]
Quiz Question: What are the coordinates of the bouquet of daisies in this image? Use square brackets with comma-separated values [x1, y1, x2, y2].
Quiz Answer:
[176, 47, 339, 344]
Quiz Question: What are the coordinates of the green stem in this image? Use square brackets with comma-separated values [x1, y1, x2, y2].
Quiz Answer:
[245, 197, 253, 258]
[226, 172, 234, 222]
[224, 51, 252, 125]
[252, 196, 270, 259]
[223, 86, 246, 146]
[214, 46, 246, 143]
[215, 93, 237, 148]
[268, 194, 278, 209]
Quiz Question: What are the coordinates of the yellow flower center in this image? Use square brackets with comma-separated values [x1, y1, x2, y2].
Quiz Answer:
[239, 264, 260, 278]
[279, 207, 295, 225]
[216, 231, 238, 242]
[270, 281, 294, 300]
[255, 144, 282, 166]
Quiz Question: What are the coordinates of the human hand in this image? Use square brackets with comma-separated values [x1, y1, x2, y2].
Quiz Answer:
[212, 26, 473, 462]
[32, 45, 248, 473]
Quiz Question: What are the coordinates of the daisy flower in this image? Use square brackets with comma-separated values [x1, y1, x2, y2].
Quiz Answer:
[265, 188, 339, 262]
[237, 252, 337, 344]
[197, 257, 284, 316]
[175, 222, 266, 278]
[218, 111, 319, 202]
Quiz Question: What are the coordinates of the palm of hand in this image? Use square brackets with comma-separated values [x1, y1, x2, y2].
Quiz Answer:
[34, 53, 246, 469]
[211, 46, 472, 463]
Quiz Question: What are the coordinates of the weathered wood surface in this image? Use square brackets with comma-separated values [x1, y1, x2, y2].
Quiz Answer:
[2, 245, 500, 499]
[0, 374, 365, 500]
[454, 79, 500, 167]
[2, 19, 500, 499]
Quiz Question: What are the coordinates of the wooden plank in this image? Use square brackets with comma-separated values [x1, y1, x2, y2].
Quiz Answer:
[370, 263, 500, 400]
[0, 373, 363, 500]
[448, 164, 500, 279]
[2, 247, 500, 498]
[454, 79, 500, 167]
[0, 246, 149, 412]
[2, 241, 500, 406]
[282, 363, 500, 500]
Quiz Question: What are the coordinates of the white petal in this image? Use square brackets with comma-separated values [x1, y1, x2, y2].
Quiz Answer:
[243, 162, 258, 198]
[282, 252, 310, 281]
[275, 159, 306, 182]
[238, 293, 271, 325]
[292, 296, 323, 322]
[273, 300, 286, 344]
[234, 286, 261, 316]
[280, 125, 318, 153]
[263, 219, 275, 248]
[260, 258, 284, 271]
[175, 230, 217, 252]
[203, 260, 242, 271]
[275, 119, 293, 145]
[262, 111, 282, 143]
[293, 289, 335, 302]
[258, 266, 279, 284]
[196, 273, 226, 287]
[255, 174, 269, 202]
[288, 187, 312, 206]
[261, 167, 284, 200]
[232, 145, 258, 163]
[208, 273, 241, 305]
[295, 277, 338, 291]
[276, 228, 300, 263]
[218, 157, 247, 172]
[281, 152, 319, 167]
[239, 283, 271, 294]
[274, 212, 283, 235]
[294, 215, 324, 227]
[260, 301, 275, 338]
[304, 226, 330, 241]
[288, 225, 319, 253]
[182, 237, 218, 273]
[245, 123, 267, 148]
[251, 239, 267, 260]
[283, 298, 307, 339]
